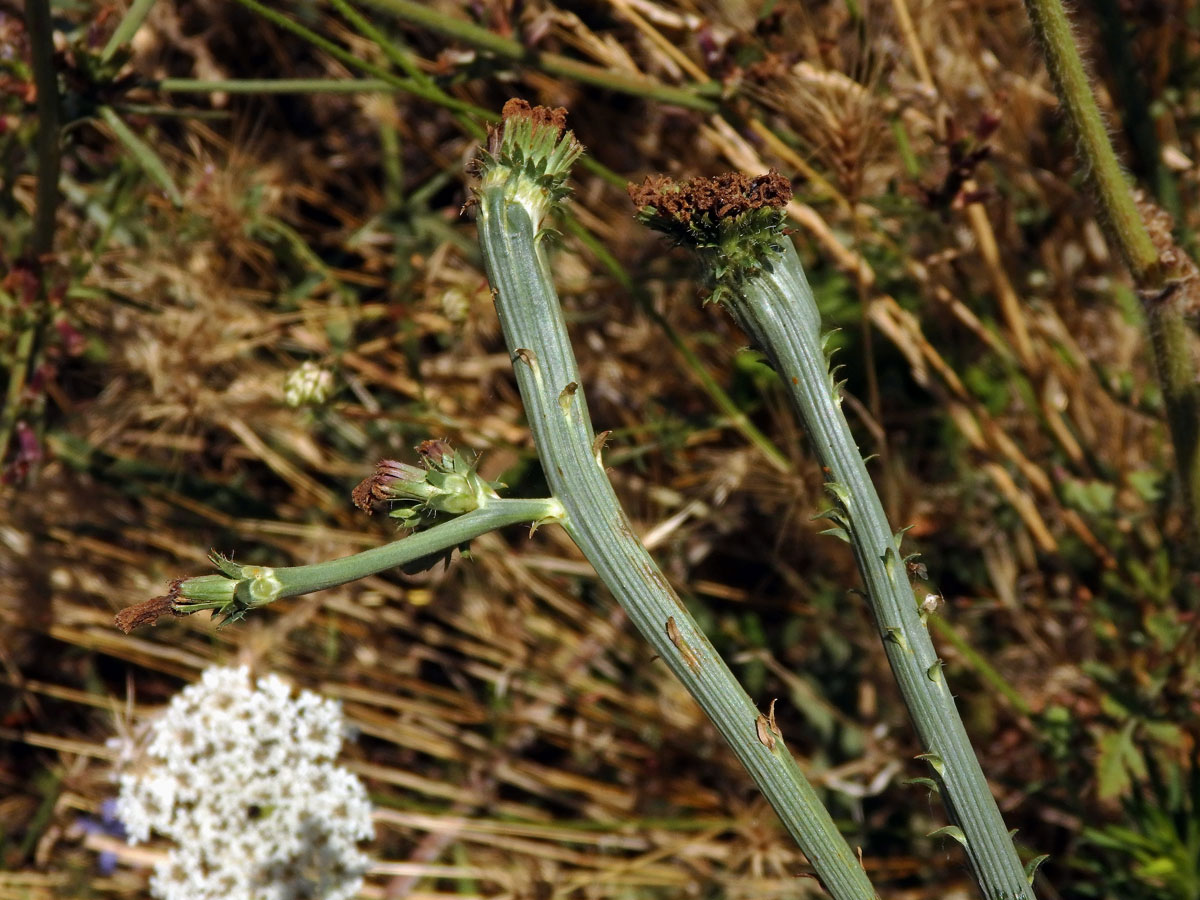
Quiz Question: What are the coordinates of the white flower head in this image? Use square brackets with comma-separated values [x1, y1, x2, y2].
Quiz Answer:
[115, 665, 373, 900]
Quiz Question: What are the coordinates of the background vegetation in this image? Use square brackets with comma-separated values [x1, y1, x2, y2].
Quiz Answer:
[2, 0, 1199, 898]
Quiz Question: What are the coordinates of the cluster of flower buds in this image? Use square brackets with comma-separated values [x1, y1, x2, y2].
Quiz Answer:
[352, 439, 503, 528]
[283, 360, 334, 407]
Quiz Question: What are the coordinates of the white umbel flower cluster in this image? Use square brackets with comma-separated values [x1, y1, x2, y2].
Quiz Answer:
[115, 666, 373, 900]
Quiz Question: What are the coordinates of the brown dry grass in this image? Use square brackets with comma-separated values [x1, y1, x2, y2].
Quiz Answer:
[3, 0, 1198, 898]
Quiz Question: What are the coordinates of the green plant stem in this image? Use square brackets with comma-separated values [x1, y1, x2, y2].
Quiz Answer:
[326, 0, 426, 83]
[475, 191, 877, 900]
[1022, 0, 1200, 546]
[227, 0, 480, 117]
[157, 77, 404, 94]
[1022, 0, 1159, 279]
[722, 238, 1034, 899]
[25, 0, 60, 258]
[354, 0, 719, 112]
[101, 0, 158, 62]
[3, 0, 62, 477]
[1089, 0, 1181, 220]
[98, 106, 183, 207]
[319, 0, 628, 189]
[173, 499, 562, 619]
[268, 499, 562, 597]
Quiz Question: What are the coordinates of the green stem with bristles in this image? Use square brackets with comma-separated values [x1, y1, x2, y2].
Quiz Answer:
[1021, 0, 1200, 551]
[563, 217, 791, 473]
[715, 237, 1037, 899]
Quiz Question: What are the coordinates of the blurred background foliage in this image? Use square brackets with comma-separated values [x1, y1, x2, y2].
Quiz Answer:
[1, 0, 1199, 898]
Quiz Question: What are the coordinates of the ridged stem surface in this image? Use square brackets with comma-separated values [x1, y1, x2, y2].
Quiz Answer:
[725, 240, 1034, 900]
[476, 189, 878, 900]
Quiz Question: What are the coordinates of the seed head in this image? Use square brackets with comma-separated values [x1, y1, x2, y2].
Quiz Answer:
[629, 171, 793, 303]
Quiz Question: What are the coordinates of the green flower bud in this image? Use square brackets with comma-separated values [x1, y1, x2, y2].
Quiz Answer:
[177, 574, 239, 607]
[474, 99, 583, 229]
[353, 440, 504, 525]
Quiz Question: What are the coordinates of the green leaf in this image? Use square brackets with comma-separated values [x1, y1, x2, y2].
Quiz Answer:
[818, 525, 851, 543]
[903, 777, 939, 793]
[98, 106, 184, 207]
[1059, 476, 1117, 516]
[915, 752, 944, 775]
[1094, 721, 1145, 801]
[1128, 468, 1165, 503]
[1024, 853, 1050, 885]
[928, 825, 967, 846]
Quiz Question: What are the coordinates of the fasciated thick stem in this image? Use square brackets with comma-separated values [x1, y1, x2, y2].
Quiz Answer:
[475, 189, 878, 900]
[724, 239, 1035, 900]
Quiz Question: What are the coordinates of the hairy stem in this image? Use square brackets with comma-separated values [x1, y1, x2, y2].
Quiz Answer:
[1022, 0, 1200, 547]
[25, 0, 60, 259]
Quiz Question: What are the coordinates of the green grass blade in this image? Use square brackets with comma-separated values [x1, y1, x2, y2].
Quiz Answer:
[98, 106, 183, 207]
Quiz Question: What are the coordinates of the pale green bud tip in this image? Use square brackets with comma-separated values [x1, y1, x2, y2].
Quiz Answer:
[240, 565, 283, 607]
[629, 171, 793, 302]
[283, 361, 334, 407]
[473, 98, 584, 225]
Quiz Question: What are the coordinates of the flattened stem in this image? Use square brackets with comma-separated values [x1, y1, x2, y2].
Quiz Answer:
[724, 239, 1034, 900]
[476, 189, 878, 900]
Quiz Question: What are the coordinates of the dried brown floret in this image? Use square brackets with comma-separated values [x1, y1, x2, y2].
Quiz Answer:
[1137, 191, 1200, 314]
[500, 98, 569, 134]
[487, 98, 571, 156]
[628, 170, 793, 223]
[351, 459, 409, 513]
[115, 580, 185, 633]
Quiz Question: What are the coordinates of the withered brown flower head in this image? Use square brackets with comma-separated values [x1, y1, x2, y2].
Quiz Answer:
[627, 170, 792, 226]
[114, 580, 185, 633]
[486, 98, 570, 157]
[629, 170, 794, 304]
